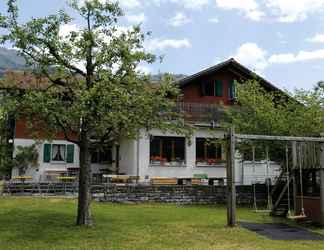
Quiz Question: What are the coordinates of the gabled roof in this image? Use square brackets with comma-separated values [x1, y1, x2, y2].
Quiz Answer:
[177, 58, 283, 93]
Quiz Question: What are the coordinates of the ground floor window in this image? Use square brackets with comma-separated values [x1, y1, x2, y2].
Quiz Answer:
[43, 143, 74, 163]
[91, 148, 112, 164]
[150, 136, 185, 166]
[52, 144, 66, 162]
[196, 138, 223, 166]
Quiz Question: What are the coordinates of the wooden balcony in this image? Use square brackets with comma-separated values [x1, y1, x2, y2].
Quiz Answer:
[174, 102, 226, 123]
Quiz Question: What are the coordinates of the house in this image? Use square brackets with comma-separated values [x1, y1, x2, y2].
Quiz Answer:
[10, 59, 281, 183]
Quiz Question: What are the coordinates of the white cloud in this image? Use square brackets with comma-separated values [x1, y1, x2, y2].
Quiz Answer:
[216, 0, 265, 21]
[269, 49, 324, 64]
[118, 0, 141, 9]
[125, 13, 146, 24]
[169, 0, 209, 9]
[115, 0, 210, 10]
[307, 33, 324, 43]
[265, 0, 324, 22]
[232, 43, 268, 72]
[228, 41, 324, 72]
[59, 24, 79, 38]
[208, 17, 219, 23]
[146, 38, 191, 51]
[168, 12, 192, 27]
[136, 65, 151, 74]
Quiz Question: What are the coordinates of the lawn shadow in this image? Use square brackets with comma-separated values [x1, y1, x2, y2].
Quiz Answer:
[0, 207, 123, 246]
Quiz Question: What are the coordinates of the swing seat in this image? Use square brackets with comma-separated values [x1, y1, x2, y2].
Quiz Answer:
[287, 214, 307, 220]
[252, 209, 272, 213]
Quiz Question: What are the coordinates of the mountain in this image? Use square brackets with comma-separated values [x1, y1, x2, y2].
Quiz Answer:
[0, 47, 27, 75]
[150, 73, 187, 84]
[0, 47, 187, 81]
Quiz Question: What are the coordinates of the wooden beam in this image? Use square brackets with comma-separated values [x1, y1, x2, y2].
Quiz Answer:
[236, 134, 324, 142]
[319, 143, 324, 225]
[292, 141, 298, 215]
[227, 127, 236, 227]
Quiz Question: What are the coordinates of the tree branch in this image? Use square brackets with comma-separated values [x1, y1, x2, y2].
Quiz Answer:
[42, 40, 87, 77]
[54, 115, 80, 145]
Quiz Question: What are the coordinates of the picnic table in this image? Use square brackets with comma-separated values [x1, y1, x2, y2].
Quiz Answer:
[56, 176, 77, 183]
[11, 176, 33, 183]
[104, 175, 139, 184]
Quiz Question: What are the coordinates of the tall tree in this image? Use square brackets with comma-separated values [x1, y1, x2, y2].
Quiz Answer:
[0, 0, 191, 226]
[226, 79, 324, 161]
[227, 79, 324, 136]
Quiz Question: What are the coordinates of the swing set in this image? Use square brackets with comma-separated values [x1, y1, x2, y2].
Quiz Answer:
[251, 145, 272, 213]
[226, 128, 324, 227]
[250, 143, 307, 219]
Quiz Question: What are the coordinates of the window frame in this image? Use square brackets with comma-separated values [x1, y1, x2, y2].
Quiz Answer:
[150, 136, 186, 167]
[51, 144, 67, 163]
[91, 148, 113, 164]
[202, 81, 214, 96]
[195, 138, 224, 167]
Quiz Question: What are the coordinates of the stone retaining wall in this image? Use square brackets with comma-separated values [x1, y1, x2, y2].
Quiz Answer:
[102, 184, 268, 205]
[2, 182, 270, 206]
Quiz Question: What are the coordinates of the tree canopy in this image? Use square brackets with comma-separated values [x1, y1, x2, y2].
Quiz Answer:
[227, 79, 324, 137]
[0, 0, 192, 225]
[227, 79, 324, 162]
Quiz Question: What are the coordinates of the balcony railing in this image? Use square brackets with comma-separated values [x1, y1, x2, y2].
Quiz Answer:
[174, 102, 226, 123]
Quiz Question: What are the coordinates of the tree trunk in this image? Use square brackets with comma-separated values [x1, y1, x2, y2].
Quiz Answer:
[76, 130, 93, 226]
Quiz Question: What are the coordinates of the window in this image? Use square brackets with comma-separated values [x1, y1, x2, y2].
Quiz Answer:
[150, 136, 185, 166]
[202, 81, 214, 96]
[196, 138, 222, 166]
[242, 147, 265, 161]
[52, 144, 66, 162]
[202, 80, 223, 97]
[43, 144, 74, 163]
[228, 80, 235, 100]
[91, 148, 112, 164]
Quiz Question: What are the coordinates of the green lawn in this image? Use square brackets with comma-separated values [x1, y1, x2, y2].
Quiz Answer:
[0, 197, 324, 250]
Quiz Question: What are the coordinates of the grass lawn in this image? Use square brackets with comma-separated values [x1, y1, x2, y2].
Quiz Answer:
[0, 197, 324, 250]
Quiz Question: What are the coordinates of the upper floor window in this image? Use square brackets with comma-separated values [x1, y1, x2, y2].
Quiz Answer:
[202, 80, 223, 97]
[202, 81, 214, 96]
[228, 80, 235, 100]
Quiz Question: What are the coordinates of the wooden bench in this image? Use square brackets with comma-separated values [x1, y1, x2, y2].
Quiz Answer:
[191, 178, 202, 185]
[177, 177, 202, 185]
[105, 175, 139, 184]
[151, 177, 178, 185]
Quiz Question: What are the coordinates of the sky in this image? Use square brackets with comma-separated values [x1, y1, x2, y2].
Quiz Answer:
[2, 0, 324, 91]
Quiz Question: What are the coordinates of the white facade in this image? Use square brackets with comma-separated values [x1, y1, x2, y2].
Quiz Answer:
[119, 128, 280, 184]
[12, 128, 280, 184]
[12, 138, 114, 182]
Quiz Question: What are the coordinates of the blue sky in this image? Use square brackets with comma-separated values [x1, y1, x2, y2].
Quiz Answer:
[2, 0, 324, 91]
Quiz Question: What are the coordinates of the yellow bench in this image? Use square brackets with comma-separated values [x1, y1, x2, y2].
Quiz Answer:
[106, 175, 139, 183]
[11, 176, 33, 182]
[57, 176, 76, 181]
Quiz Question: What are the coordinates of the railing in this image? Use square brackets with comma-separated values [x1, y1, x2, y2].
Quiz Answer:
[174, 102, 226, 123]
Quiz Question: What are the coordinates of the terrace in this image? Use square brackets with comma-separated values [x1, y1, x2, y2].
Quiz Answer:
[174, 102, 226, 124]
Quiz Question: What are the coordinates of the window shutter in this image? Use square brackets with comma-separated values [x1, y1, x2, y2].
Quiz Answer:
[215, 80, 223, 97]
[43, 144, 51, 163]
[66, 145, 74, 163]
[229, 80, 235, 100]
